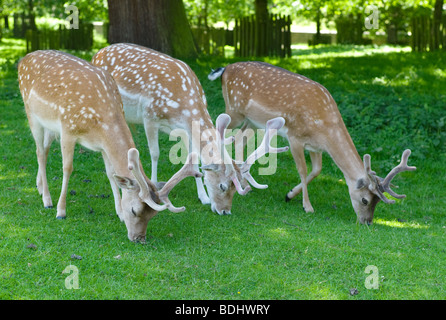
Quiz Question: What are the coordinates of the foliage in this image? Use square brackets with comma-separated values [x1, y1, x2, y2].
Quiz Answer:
[183, 0, 254, 27]
[0, 39, 445, 300]
[1, 0, 108, 22]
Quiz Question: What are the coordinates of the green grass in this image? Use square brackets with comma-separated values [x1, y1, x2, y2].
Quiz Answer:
[0, 38, 445, 300]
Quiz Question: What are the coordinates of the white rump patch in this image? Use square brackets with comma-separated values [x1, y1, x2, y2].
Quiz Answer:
[208, 67, 225, 81]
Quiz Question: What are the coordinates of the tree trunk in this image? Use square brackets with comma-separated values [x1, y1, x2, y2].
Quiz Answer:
[255, 0, 268, 56]
[433, 0, 444, 50]
[27, 0, 36, 30]
[107, 0, 197, 58]
[203, 0, 209, 30]
[315, 6, 321, 45]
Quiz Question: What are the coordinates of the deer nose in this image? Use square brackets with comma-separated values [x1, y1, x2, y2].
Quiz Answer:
[221, 210, 231, 215]
[128, 232, 146, 243]
[133, 235, 147, 243]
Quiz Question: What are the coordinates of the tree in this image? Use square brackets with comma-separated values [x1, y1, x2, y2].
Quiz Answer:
[292, 0, 330, 44]
[255, 0, 269, 56]
[433, 0, 444, 50]
[1, 0, 108, 22]
[107, 0, 197, 58]
[183, 0, 253, 28]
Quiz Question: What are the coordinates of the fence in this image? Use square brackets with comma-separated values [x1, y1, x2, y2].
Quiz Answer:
[191, 27, 227, 56]
[411, 15, 446, 52]
[234, 14, 291, 57]
[25, 24, 94, 52]
[13, 12, 35, 38]
[335, 14, 364, 44]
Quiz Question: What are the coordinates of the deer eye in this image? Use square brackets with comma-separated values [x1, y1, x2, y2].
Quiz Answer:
[219, 183, 228, 192]
[131, 207, 137, 216]
[362, 198, 369, 205]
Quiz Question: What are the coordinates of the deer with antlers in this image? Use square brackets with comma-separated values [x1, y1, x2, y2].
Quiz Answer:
[209, 62, 416, 224]
[18, 50, 201, 241]
[92, 43, 288, 215]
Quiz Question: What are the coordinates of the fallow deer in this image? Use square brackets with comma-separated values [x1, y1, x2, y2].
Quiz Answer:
[209, 61, 416, 224]
[92, 43, 288, 215]
[18, 50, 201, 241]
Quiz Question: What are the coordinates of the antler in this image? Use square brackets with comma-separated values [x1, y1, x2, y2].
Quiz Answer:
[215, 113, 252, 195]
[216, 113, 235, 145]
[363, 149, 416, 204]
[213, 114, 289, 195]
[379, 149, 417, 199]
[215, 113, 237, 175]
[243, 117, 289, 168]
[128, 149, 202, 212]
[236, 117, 289, 191]
[128, 148, 169, 211]
[157, 152, 203, 212]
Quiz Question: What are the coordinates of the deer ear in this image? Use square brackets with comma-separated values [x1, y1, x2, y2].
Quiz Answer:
[356, 177, 368, 190]
[113, 174, 137, 190]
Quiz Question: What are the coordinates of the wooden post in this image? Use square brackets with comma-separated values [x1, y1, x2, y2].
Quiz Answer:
[234, 19, 239, 56]
[286, 15, 292, 57]
[234, 14, 291, 57]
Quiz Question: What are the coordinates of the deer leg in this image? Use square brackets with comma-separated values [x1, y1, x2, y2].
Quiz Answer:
[144, 122, 160, 183]
[286, 151, 322, 199]
[28, 116, 54, 208]
[37, 129, 55, 189]
[56, 134, 76, 219]
[102, 151, 123, 221]
[195, 163, 211, 204]
[41, 130, 55, 206]
[189, 131, 211, 204]
[287, 140, 314, 213]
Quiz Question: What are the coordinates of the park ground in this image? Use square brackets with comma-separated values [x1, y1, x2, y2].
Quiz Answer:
[0, 38, 445, 300]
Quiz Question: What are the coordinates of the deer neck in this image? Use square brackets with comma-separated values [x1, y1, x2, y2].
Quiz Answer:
[101, 122, 137, 177]
[325, 126, 364, 189]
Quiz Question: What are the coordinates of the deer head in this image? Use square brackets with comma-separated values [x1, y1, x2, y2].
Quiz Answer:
[201, 114, 289, 215]
[114, 150, 202, 241]
[351, 149, 417, 224]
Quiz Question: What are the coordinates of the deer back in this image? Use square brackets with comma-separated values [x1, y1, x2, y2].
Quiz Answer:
[221, 62, 349, 143]
[19, 50, 133, 153]
[92, 43, 213, 131]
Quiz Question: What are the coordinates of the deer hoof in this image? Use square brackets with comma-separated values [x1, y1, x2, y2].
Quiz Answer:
[303, 205, 314, 213]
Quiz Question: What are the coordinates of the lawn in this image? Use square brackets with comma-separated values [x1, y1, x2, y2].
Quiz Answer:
[0, 38, 445, 300]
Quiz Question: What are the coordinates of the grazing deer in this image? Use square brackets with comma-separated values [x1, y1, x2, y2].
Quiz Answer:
[208, 62, 416, 224]
[92, 43, 288, 215]
[18, 50, 201, 241]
